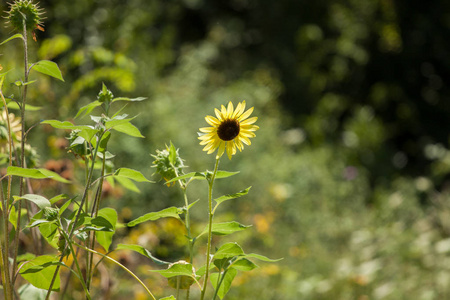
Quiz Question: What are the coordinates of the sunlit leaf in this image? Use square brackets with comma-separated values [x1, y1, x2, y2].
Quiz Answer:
[198, 222, 251, 238]
[127, 207, 181, 227]
[6, 166, 50, 179]
[151, 262, 195, 278]
[114, 168, 151, 182]
[231, 258, 258, 271]
[210, 268, 237, 299]
[112, 97, 147, 102]
[75, 100, 102, 118]
[18, 283, 47, 300]
[19, 255, 61, 291]
[111, 122, 144, 138]
[213, 243, 245, 260]
[215, 171, 240, 179]
[7, 101, 41, 111]
[13, 194, 51, 209]
[116, 244, 169, 265]
[38, 169, 70, 183]
[29, 60, 64, 81]
[95, 208, 117, 252]
[114, 176, 140, 193]
[0, 33, 23, 45]
[214, 187, 251, 205]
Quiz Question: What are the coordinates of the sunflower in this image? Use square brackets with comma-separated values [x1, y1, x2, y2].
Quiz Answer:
[199, 101, 259, 160]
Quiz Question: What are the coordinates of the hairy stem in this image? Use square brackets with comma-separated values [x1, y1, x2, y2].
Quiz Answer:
[73, 242, 157, 300]
[200, 157, 220, 300]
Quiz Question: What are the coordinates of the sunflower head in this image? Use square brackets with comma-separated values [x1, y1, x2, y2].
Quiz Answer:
[198, 101, 259, 160]
[6, 0, 44, 32]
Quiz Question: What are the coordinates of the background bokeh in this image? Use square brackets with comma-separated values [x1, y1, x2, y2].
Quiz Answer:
[2, 0, 450, 299]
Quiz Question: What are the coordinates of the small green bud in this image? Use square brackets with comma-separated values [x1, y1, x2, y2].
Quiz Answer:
[7, 0, 44, 32]
[43, 207, 59, 221]
[151, 142, 185, 186]
[97, 83, 114, 103]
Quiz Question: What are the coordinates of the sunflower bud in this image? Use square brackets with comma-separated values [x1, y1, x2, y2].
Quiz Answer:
[151, 142, 185, 186]
[43, 207, 59, 221]
[97, 83, 114, 103]
[7, 0, 44, 32]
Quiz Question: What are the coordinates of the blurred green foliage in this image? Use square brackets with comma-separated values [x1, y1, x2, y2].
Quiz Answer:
[2, 0, 450, 298]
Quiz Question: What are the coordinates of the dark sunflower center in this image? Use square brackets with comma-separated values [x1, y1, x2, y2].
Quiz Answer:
[217, 119, 240, 141]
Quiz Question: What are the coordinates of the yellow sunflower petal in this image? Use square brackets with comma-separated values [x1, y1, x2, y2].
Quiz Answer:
[205, 115, 220, 126]
[232, 102, 243, 119]
[239, 135, 252, 145]
[240, 116, 258, 125]
[199, 127, 216, 133]
[220, 105, 227, 118]
[227, 102, 234, 118]
[216, 141, 226, 158]
[226, 142, 236, 160]
[238, 107, 254, 122]
[215, 108, 222, 121]
[240, 130, 256, 138]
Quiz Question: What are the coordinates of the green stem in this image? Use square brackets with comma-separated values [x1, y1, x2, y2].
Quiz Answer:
[212, 269, 228, 300]
[45, 132, 105, 300]
[0, 82, 13, 300]
[73, 242, 157, 300]
[200, 157, 220, 300]
[59, 229, 92, 300]
[86, 149, 106, 290]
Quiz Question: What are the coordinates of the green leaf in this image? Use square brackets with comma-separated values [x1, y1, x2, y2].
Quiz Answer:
[198, 222, 251, 238]
[213, 243, 245, 260]
[19, 255, 61, 291]
[127, 207, 181, 227]
[18, 283, 47, 300]
[116, 244, 169, 265]
[6, 166, 51, 179]
[231, 258, 258, 271]
[13, 194, 51, 209]
[111, 122, 144, 138]
[165, 172, 206, 184]
[29, 60, 64, 81]
[114, 168, 151, 182]
[210, 268, 237, 299]
[243, 253, 283, 262]
[95, 208, 117, 252]
[151, 263, 195, 278]
[214, 187, 251, 205]
[41, 121, 96, 138]
[215, 171, 240, 179]
[38, 222, 59, 249]
[49, 194, 70, 205]
[75, 100, 102, 118]
[112, 97, 147, 102]
[38, 169, 71, 183]
[7, 101, 41, 111]
[114, 176, 140, 193]
[27, 219, 52, 228]
[0, 33, 23, 45]
[9, 206, 17, 229]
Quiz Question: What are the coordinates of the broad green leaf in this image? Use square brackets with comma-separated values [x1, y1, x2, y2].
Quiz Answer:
[13, 194, 51, 209]
[116, 244, 169, 265]
[210, 268, 237, 299]
[127, 207, 181, 227]
[231, 258, 258, 271]
[151, 263, 195, 278]
[160, 296, 176, 300]
[213, 243, 244, 260]
[38, 169, 71, 183]
[75, 100, 102, 118]
[29, 60, 64, 81]
[198, 222, 251, 238]
[0, 33, 23, 45]
[95, 208, 117, 252]
[112, 97, 147, 102]
[214, 187, 251, 205]
[114, 176, 140, 193]
[215, 171, 240, 179]
[165, 172, 206, 184]
[18, 283, 47, 300]
[19, 255, 61, 291]
[105, 117, 135, 129]
[41, 121, 96, 139]
[77, 127, 98, 143]
[111, 122, 144, 138]
[6, 166, 50, 179]
[243, 253, 283, 262]
[17, 253, 37, 262]
[49, 194, 69, 205]
[114, 168, 151, 182]
[39, 222, 59, 249]
[9, 206, 17, 229]
[27, 219, 52, 228]
[7, 101, 41, 111]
